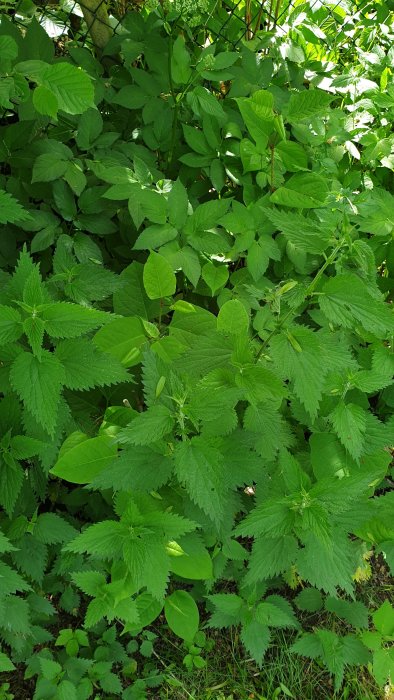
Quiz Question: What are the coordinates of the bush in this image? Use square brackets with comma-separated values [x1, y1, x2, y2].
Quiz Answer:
[0, 3, 393, 696]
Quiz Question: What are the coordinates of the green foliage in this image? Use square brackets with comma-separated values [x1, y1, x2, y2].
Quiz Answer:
[0, 1, 393, 696]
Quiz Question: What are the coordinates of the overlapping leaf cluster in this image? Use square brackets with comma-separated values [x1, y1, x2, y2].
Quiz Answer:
[0, 2, 393, 695]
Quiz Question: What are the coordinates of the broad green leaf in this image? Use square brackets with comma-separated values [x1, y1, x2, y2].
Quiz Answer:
[286, 89, 334, 122]
[168, 179, 189, 230]
[32, 153, 69, 183]
[143, 252, 176, 300]
[93, 316, 146, 366]
[241, 620, 271, 668]
[55, 337, 129, 390]
[372, 600, 394, 637]
[325, 597, 369, 629]
[168, 533, 213, 580]
[270, 326, 326, 419]
[50, 435, 117, 484]
[270, 173, 329, 208]
[40, 62, 95, 115]
[276, 140, 308, 171]
[164, 590, 199, 642]
[202, 262, 228, 295]
[33, 85, 58, 118]
[217, 299, 249, 335]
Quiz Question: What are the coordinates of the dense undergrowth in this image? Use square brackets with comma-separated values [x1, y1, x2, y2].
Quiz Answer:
[0, 0, 393, 697]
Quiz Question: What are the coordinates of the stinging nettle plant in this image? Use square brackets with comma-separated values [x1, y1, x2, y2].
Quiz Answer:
[0, 1, 394, 695]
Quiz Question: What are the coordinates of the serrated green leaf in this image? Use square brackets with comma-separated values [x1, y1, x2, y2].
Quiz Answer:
[10, 349, 65, 435]
[117, 405, 174, 446]
[329, 402, 367, 461]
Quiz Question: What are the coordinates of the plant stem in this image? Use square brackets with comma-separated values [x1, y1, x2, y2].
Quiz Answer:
[255, 236, 346, 361]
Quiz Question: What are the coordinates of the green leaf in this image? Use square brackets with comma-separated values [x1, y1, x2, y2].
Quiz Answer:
[164, 590, 199, 642]
[320, 274, 394, 336]
[372, 647, 394, 686]
[33, 84, 58, 118]
[50, 435, 117, 484]
[217, 299, 249, 335]
[41, 302, 109, 338]
[372, 600, 394, 636]
[270, 173, 329, 208]
[329, 402, 367, 461]
[325, 597, 369, 629]
[245, 536, 298, 585]
[34, 512, 76, 544]
[286, 89, 334, 123]
[174, 437, 229, 525]
[168, 179, 189, 230]
[10, 349, 65, 435]
[0, 190, 31, 224]
[93, 316, 147, 366]
[0, 652, 15, 672]
[40, 62, 95, 115]
[241, 620, 271, 667]
[39, 657, 62, 680]
[202, 262, 228, 295]
[295, 588, 323, 613]
[143, 252, 176, 300]
[270, 326, 325, 419]
[0, 305, 23, 345]
[55, 338, 129, 390]
[264, 208, 331, 254]
[117, 405, 175, 446]
[168, 533, 213, 580]
[71, 571, 106, 597]
[66, 520, 124, 558]
[32, 153, 69, 183]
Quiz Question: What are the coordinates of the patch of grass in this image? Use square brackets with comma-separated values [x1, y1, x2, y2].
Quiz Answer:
[153, 626, 384, 700]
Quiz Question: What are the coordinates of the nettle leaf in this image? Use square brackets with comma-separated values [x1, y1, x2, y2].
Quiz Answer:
[269, 326, 326, 419]
[41, 302, 110, 338]
[319, 274, 394, 336]
[174, 437, 229, 525]
[10, 350, 65, 435]
[117, 405, 175, 446]
[285, 89, 334, 122]
[244, 536, 299, 585]
[54, 338, 130, 390]
[0, 305, 23, 345]
[241, 620, 271, 667]
[264, 208, 331, 254]
[65, 521, 125, 558]
[329, 402, 367, 461]
[0, 190, 31, 224]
